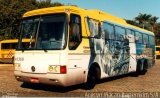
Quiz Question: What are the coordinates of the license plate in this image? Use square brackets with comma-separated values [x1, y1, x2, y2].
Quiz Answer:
[30, 78, 39, 83]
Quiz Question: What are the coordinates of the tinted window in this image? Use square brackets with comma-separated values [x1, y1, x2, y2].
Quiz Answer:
[87, 18, 94, 36]
[143, 34, 149, 45]
[149, 36, 155, 45]
[1, 43, 17, 49]
[103, 22, 114, 40]
[126, 29, 135, 36]
[115, 26, 126, 41]
[19, 14, 67, 50]
[136, 32, 143, 43]
[69, 14, 81, 50]
[87, 18, 100, 38]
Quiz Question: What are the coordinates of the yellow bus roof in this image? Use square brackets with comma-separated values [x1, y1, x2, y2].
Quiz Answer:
[85, 9, 127, 24]
[23, 6, 85, 18]
[23, 6, 154, 36]
[126, 24, 154, 35]
[85, 9, 154, 36]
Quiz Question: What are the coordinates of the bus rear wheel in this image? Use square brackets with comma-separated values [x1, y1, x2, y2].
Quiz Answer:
[141, 60, 148, 75]
[134, 61, 142, 77]
[134, 60, 148, 76]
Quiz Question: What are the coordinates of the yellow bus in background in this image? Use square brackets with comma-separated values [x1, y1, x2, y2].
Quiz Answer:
[155, 46, 160, 59]
[0, 39, 30, 63]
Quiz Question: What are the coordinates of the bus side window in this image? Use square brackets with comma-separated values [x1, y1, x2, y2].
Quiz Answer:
[126, 29, 132, 36]
[69, 14, 82, 50]
[135, 32, 143, 43]
[87, 17, 101, 38]
[143, 34, 149, 45]
[149, 36, 155, 45]
[1, 43, 9, 49]
[87, 17, 94, 37]
[102, 22, 115, 50]
[115, 26, 125, 41]
[103, 22, 114, 40]
[126, 29, 136, 42]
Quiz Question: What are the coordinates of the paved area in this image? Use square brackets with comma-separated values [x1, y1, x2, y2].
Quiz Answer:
[0, 60, 160, 97]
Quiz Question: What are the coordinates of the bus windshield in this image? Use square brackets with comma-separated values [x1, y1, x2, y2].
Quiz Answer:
[18, 14, 67, 50]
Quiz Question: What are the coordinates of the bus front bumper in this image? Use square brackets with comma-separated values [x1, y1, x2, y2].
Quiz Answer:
[14, 71, 68, 86]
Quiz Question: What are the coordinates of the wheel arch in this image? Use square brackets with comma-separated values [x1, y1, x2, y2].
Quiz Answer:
[88, 62, 101, 80]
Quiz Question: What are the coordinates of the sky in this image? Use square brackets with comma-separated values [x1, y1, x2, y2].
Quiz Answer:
[52, 0, 160, 22]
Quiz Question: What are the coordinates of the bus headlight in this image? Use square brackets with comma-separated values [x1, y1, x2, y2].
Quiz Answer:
[14, 63, 21, 71]
[48, 65, 67, 74]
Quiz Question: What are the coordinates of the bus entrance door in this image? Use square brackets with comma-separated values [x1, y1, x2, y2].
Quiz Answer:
[128, 34, 137, 72]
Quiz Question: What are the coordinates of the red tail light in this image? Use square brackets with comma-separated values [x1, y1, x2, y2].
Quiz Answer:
[60, 66, 67, 74]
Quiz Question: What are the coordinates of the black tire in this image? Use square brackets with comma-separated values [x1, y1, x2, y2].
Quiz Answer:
[83, 66, 100, 90]
[21, 82, 33, 88]
[141, 61, 148, 75]
[134, 60, 148, 76]
[21, 82, 39, 88]
[133, 61, 142, 77]
[83, 73, 96, 90]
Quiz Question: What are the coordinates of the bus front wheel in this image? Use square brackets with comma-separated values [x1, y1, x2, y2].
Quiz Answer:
[83, 66, 100, 90]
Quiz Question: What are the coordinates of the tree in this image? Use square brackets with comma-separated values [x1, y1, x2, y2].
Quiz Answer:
[51, 2, 63, 6]
[135, 13, 152, 29]
[34, 0, 63, 8]
[126, 13, 160, 45]
[0, 0, 37, 39]
[149, 16, 159, 32]
[0, 0, 63, 40]
[126, 19, 139, 26]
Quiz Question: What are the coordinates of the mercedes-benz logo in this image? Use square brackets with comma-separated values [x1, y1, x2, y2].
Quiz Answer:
[31, 66, 35, 72]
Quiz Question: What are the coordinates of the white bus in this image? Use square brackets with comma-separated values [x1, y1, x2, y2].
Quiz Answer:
[14, 6, 155, 89]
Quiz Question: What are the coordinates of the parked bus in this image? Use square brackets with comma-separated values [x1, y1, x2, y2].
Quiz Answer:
[14, 6, 155, 89]
[155, 46, 160, 59]
[0, 39, 30, 63]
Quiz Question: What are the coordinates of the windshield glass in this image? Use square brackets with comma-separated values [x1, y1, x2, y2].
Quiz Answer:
[18, 14, 67, 50]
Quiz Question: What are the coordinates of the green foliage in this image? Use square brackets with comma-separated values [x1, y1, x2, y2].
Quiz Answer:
[126, 20, 139, 27]
[0, 0, 63, 40]
[126, 13, 160, 45]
